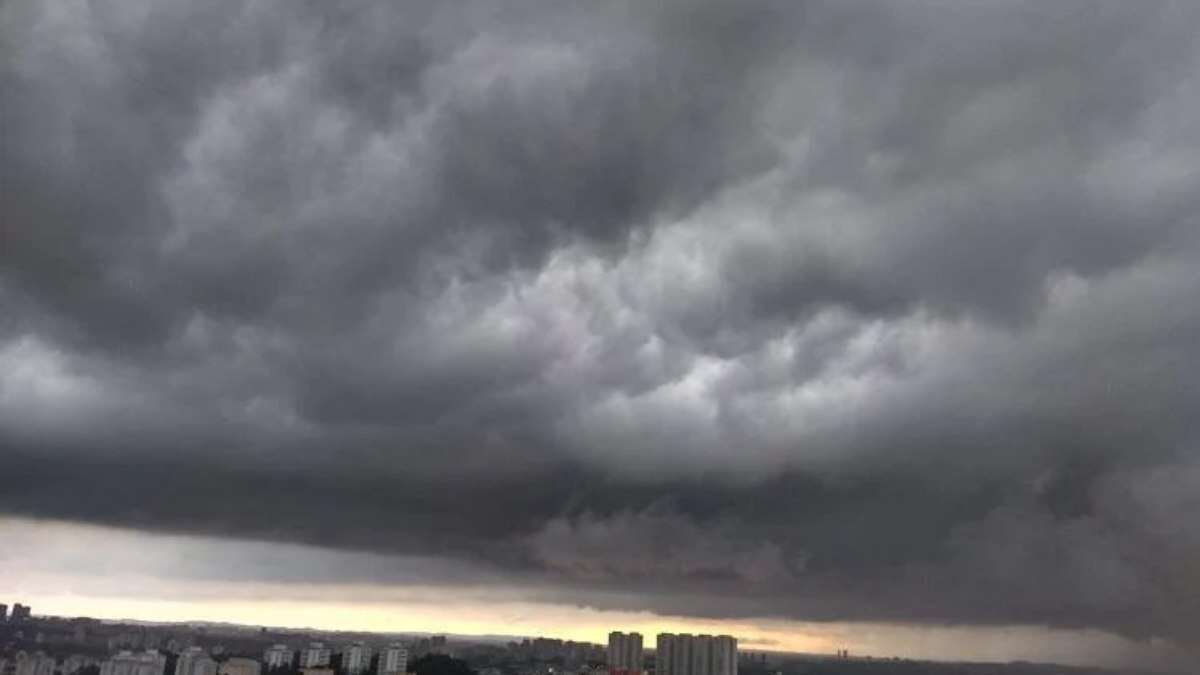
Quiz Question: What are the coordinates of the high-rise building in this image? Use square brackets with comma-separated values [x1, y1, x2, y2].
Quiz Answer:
[377, 644, 406, 675]
[10, 604, 31, 622]
[655, 635, 671, 675]
[710, 636, 735, 675]
[0, 604, 8, 622]
[298, 644, 331, 669]
[654, 635, 735, 675]
[15, 653, 56, 675]
[607, 633, 643, 675]
[656, 634, 691, 675]
[699, 636, 715, 675]
[101, 651, 167, 675]
[219, 658, 261, 675]
[176, 648, 218, 675]
[263, 646, 293, 670]
[341, 643, 370, 675]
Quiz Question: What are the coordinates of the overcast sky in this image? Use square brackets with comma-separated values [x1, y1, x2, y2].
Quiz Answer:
[3, 0, 1200, 671]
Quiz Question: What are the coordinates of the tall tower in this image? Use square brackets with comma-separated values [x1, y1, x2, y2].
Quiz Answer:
[655, 634, 674, 675]
[694, 636, 713, 675]
[674, 635, 692, 675]
[341, 643, 371, 675]
[711, 637, 736, 675]
[624, 633, 643, 675]
[607, 632, 643, 675]
[377, 644, 407, 675]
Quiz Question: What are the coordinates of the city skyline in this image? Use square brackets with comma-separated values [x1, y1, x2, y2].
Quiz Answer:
[0, 587, 1186, 670]
[0, 600, 1186, 675]
[4, 1, 1200, 673]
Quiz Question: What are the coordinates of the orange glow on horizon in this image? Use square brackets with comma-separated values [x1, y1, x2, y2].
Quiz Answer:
[23, 593, 831, 653]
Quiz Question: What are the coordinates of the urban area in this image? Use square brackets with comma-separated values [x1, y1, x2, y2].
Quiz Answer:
[0, 603, 1162, 675]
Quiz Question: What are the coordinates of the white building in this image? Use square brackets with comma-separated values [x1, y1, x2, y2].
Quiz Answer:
[218, 658, 261, 675]
[298, 644, 331, 669]
[655, 635, 735, 675]
[176, 648, 218, 675]
[606, 633, 643, 675]
[262, 646, 292, 671]
[15, 652, 56, 675]
[376, 644, 406, 675]
[101, 651, 167, 675]
[341, 643, 371, 675]
[63, 656, 97, 675]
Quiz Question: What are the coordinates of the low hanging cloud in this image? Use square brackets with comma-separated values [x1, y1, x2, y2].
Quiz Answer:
[529, 505, 800, 584]
[4, 0, 1200, 658]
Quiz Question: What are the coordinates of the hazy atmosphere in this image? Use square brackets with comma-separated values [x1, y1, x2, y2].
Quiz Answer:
[3, 1, 1200, 671]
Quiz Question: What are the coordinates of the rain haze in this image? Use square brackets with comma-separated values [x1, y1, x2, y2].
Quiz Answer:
[2, 1, 1200, 672]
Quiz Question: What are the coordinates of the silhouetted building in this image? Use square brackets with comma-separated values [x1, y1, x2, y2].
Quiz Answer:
[10, 604, 32, 622]
[607, 633, 643, 675]
[0, 604, 7, 622]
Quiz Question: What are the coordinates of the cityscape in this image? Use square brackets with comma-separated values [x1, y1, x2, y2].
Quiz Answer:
[4, 1, 1200, 675]
[0, 604, 1170, 675]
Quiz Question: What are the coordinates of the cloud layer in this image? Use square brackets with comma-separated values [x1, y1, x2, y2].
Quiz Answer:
[4, 0, 1200, 653]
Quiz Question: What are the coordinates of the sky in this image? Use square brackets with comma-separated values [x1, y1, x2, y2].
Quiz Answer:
[2, 0, 1200, 671]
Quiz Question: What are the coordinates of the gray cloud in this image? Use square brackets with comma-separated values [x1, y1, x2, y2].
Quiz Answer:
[4, 0, 1200, 658]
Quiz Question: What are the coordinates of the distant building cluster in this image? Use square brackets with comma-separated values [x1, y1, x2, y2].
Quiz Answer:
[605, 633, 737, 675]
[0, 602, 1106, 675]
[407, 637, 445, 660]
[0, 604, 33, 623]
[505, 639, 598, 665]
[0, 604, 745, 675]
[0, 605, 427, 675]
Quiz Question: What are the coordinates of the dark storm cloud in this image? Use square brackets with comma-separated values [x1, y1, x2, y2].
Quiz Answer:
[4, 0, 1200, 652]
